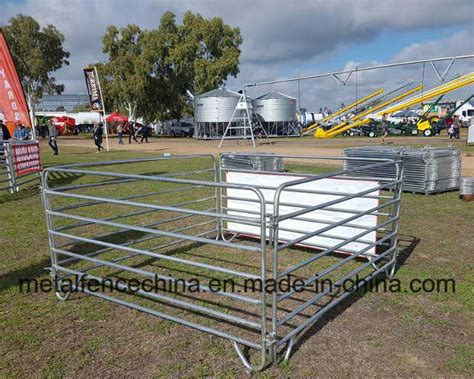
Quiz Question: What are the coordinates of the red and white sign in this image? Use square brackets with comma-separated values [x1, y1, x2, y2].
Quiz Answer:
[12, 142, 41, 176]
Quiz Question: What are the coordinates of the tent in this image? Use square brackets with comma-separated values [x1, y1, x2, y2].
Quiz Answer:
[106, 112, 128, 123]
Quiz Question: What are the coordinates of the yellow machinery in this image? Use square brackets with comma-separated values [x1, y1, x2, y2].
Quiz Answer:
[303, 88, 383, 135]
[313, 72, 474, 138]
[314, 84, 423, 138]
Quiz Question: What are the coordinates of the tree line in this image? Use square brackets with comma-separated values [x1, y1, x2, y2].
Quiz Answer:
[2, 12, 242, 123]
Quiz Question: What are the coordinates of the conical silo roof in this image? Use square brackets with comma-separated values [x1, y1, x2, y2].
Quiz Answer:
[255, 91, 296, 100]
[197, 88, 241, 98]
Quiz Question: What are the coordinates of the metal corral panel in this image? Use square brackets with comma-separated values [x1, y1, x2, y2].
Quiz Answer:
[252, 92, 296, 122]
[194, 88, 241, 123]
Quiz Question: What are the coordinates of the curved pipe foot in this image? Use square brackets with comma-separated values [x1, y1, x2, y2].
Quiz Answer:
[232, 342, 266, 372]
[55, 290, 71, 301]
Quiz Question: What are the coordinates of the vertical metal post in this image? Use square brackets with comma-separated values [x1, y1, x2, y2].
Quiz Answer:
[4, 142, 16, 193]
[94, 66, 109, 152]
[388, 161, 404, 278]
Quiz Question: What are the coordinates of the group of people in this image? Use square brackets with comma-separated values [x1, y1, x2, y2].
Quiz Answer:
[93, 122, 152, 152]
[116, 122, 151, 145]
[0, 119, 30, 141]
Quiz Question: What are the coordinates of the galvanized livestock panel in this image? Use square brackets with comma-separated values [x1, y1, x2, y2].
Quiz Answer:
[42, 153, 403, 371]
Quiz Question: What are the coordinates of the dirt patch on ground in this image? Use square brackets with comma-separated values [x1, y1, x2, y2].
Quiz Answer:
[53, 134, 474, 175]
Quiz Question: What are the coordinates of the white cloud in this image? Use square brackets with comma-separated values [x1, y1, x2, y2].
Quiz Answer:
[1, 0, 472, 109]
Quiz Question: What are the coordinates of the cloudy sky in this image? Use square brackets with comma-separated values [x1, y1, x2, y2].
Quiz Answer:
[1, 0, 473, 110]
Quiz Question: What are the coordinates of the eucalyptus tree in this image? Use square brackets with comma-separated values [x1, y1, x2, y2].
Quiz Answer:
[2, 14, 70, 125]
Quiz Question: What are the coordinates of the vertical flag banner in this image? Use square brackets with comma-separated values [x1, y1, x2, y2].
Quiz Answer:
[0, 29, 31, 138]
[83, 66, 104, 112]
[83, 65, 109, 151]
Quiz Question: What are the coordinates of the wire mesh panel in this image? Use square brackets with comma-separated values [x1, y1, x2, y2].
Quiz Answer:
[42, 153, 403, 371]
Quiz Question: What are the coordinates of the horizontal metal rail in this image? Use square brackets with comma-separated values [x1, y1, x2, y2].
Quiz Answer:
[277, 180, 399, 223]
[46, 189, 261, 225]
[52, 168, 216, 194]
[42, 153, 402, 370]
[278, 243, 397, 326]
[54, 265, 262, 350]
[59, 266, 261, 329]
[224, 194, 395, 217]
[277, 198, 398, 252]
[277, 254, 394, 346]
[277, 229, 397, 302]
[50, 228, 261, 278]
[56, 207, 217, 251]
[55, 195, 216, 233]
[58, 228, 216, 275]
[52, 246, 260, 305]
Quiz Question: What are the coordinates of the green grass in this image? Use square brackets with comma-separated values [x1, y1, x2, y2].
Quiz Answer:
[1, 144, 473, 377]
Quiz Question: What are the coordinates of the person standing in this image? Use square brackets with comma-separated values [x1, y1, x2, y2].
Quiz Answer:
[48, 120, 59, 155]
[140, 124, 149, 143]
[381, 113, 389, 144]
[0, 119, 11, 140]
[135, 124, 142, 143]
[117, 123, 124, 145]
[13, 122, 30, 140]
[127, 122, 137, 144]
[93, 122, 104, 152]
[453, 115, 461, 140]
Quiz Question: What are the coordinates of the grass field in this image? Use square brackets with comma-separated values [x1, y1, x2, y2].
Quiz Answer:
[1, 144, 473, 378]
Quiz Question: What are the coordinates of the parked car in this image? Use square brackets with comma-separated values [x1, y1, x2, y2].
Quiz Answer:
[170, 121, 194, 137]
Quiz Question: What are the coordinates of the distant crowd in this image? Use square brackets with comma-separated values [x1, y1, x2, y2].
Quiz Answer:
[0, 118, 154, 156]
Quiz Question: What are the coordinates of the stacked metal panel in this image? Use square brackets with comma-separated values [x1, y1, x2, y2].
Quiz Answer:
[343, 146, 461, 194]
[221, 153, 284, 172]
[459, 177, 474, 196]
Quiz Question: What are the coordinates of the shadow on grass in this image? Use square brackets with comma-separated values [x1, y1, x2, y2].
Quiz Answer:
[68, 229, 149, 255]
[46, 171, 84, 188]
[0, 257, 51, 293]
[0, 229, 150, 293]
[287, 234, 420, 359]
[0, 186, 40, 204]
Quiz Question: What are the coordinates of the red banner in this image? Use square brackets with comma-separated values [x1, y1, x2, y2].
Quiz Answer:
[12, 142, 41, 176]
[0, 29, 31, 137]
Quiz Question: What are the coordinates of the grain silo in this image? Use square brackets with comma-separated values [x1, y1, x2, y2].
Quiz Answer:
[193, 88, 241, 139]
[252, 91, 300, 136]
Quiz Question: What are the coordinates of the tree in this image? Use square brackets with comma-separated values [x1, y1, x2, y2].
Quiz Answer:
[98, 11, 242, 122]
[178, 11, 242, 94]
[147, 11, 242, 119]
[2, 14, 70, 116]
[98, 24, 150, 122]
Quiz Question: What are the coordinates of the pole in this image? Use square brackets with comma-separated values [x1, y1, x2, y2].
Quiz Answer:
[94, 66, 109, 152]
[297, 73, 301, 111]
[28, 98, 37, 140]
